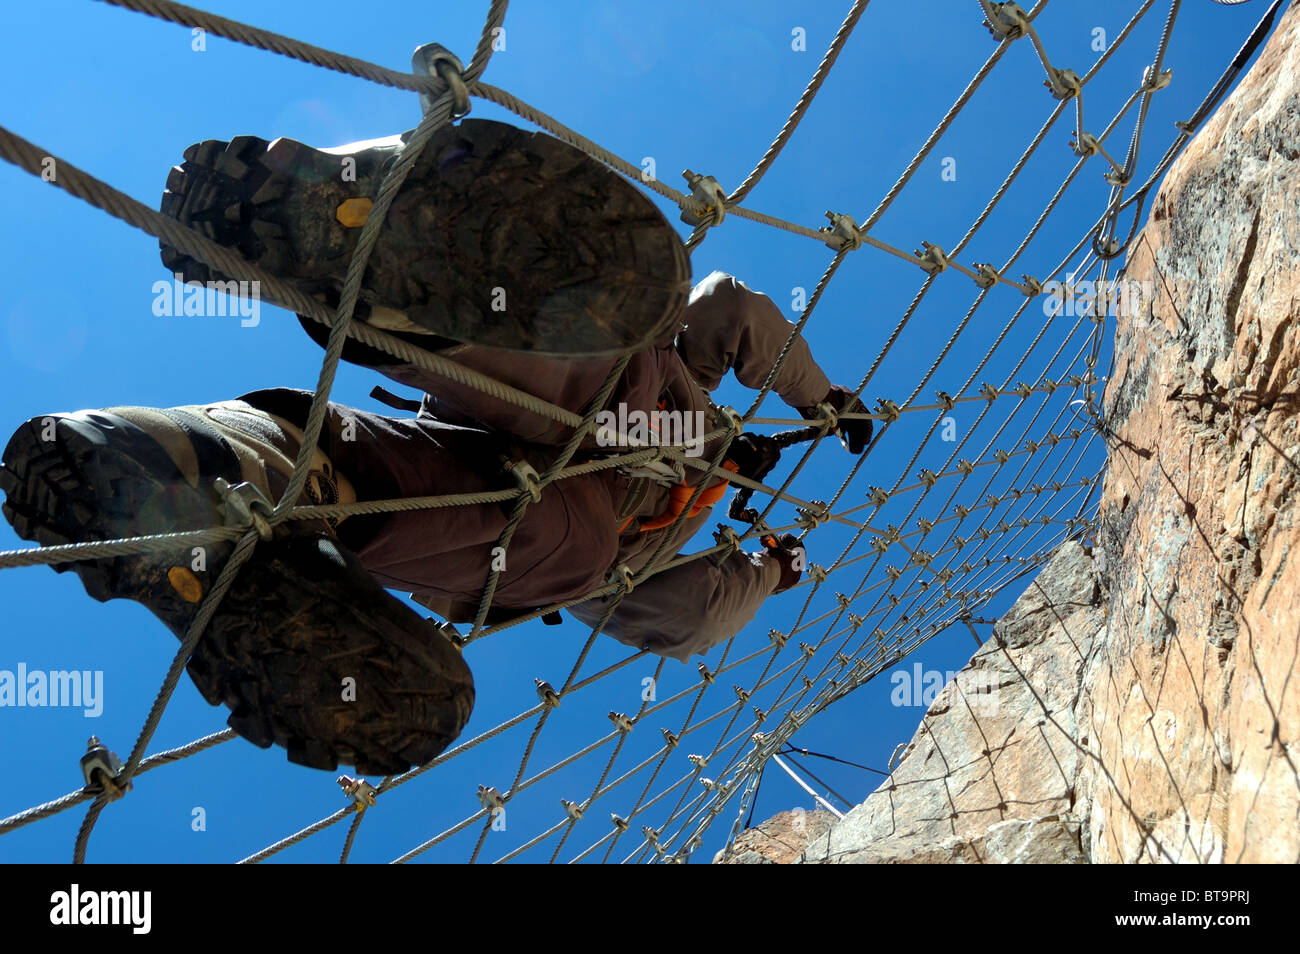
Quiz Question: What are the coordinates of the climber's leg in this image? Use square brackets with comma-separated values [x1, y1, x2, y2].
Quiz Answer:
[0, 397, 473, 775]
[234, 388, 623, 609]
[157, 119, 689, 357]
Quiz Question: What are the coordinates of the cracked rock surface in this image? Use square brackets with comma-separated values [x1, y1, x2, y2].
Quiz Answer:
[721, 4, 1300, 865]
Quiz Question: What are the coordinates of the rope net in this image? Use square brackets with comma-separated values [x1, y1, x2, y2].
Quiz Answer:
[0, 0, 1269, 862]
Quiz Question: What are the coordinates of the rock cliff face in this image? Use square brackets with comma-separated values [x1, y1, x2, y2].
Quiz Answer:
[724, 5, 1300, 865]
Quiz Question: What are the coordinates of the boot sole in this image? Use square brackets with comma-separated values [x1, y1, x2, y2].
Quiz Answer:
[160, 118, 691, 356]
[1, 414, 473, 774]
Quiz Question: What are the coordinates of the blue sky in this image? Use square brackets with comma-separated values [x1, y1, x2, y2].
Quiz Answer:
[0, 0, 1277, 862]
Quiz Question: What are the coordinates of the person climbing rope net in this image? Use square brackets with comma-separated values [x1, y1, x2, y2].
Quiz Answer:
[0, 115, 872, 776]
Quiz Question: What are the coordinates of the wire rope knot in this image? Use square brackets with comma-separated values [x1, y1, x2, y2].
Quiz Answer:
[679, 170, 728, 229]
[411, 43, 471, 119]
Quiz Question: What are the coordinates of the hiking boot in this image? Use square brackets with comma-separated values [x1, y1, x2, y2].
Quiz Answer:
[158, 118, 691, 356]
[0, 401, 474, 774]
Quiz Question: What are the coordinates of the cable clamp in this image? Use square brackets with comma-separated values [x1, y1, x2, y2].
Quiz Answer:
[1045, 67, 1082, 100]
[214, 477, 274, 542]
[477, 785, 505, 813]
[1142, 65, 1172, 92]
[411, 43, 471, 119]
[983, 1, 1030, 40]
[973, 263, 1001, 289]
[607, 563, 635, 593]
[821, 210, 864, 251]
[609, 711, 635, 733]
[796, 501, 830, 529]
[1071, 131, 1101, 158]
[338, 775, 378, 809]
[502, 457, 542, 503]
[914, 240, 949, 274]
[535, 679, 561, 708]
[80, 736, 130, 801]
[718, 405, 744, 435]
[679, 170, 728, 228]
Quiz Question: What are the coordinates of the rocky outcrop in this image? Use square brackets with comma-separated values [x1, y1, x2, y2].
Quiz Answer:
[725, 4, 1300, 865]
[715, 809, 838, 864]
[795, 541, 1101, 864]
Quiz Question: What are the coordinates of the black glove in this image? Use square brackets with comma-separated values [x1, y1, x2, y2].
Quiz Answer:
[799, 385, 873, 454]
[763, 533, 806, 593]
[725, 432, 782, 484]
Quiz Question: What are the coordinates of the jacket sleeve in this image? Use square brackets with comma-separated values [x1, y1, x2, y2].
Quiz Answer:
[565, 547, 785, 662]
[674, 270, 833, 409]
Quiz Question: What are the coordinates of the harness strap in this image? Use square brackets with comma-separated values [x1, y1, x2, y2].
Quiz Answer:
[634, 460, 739, 532]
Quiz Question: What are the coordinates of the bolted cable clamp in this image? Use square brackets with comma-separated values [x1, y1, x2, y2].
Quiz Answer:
[983, 1, 1030, 40]
[607, 562, 635, 593]
[679, 170, 728, 228]
[502, 457, 542, 503]
[338, 774, 378, 809]
[608, 711, 635, 734]
[80, 736, 130, 801]
[914, 241, 949, 275]
[535, 679, 561, 708]
[477, 785, 505, 814]
[214, 477, 275, 542]
[1045, 67, 1082, 101]
[411, 43, 471, 119]
[821, 211, 864, 251]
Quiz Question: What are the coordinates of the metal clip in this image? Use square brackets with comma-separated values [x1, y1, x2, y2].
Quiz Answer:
[679, 170, 728, 228]
[213, 477, 274, 542]
[535, 679, 561, 708]
[983, 1, 1030, 40]
[607, 563, 635, 593]
[477, 785, 505, 813]
[338, 774, 378, 809]
[973, 263, 1001, 289]
[502, 457, 542, 503]
[821, 211, 863, 251]
[608, 711, 634, 733]
[1045, 67, 1082, 100]
[914, 240, 949, 274]
[80, 736, 129, 800]
[411, 42, 471, 119]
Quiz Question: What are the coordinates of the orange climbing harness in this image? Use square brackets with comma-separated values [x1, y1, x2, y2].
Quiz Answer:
[622, 460, 740, 534]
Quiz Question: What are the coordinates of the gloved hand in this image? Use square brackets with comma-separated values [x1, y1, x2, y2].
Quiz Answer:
[763, 533, 806, 593]
[725, 432, 782, 484]
[799, 385, 873, 454]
